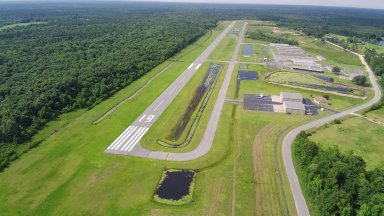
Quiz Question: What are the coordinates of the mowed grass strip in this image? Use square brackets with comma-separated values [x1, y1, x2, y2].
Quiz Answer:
[141, 62, 228, 153]
[208, 37, 236, 61]
[308, 116, 384, 169]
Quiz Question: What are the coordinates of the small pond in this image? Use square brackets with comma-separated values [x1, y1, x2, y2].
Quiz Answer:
[243, 44, 256, 55]
[154, 170, 196, 204]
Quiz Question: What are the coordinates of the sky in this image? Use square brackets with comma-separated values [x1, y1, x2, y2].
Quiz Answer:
[144, 0, 384, 9]
[0, 0, 383, 10]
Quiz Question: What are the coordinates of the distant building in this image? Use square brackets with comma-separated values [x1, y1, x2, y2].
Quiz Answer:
[314, 97, 329, 105]
[292, 66, 324, 73]
[379, 41, 384, 46]
[317, 55, 326, 61]
[270, 43, 290, 47]
[283, 101, 306, 115]
[280, 92, 303, 103]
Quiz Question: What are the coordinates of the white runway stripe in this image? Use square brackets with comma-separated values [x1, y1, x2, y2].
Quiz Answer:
[111, 126, 138, 150]
[120, 127, 146, 151]
[169, 86, 177, 94]
[107, 126, 134, 149]
[154, 100, 164, 111]
[187, 63, 194, 69]
[127, 128, 149, 152]
[195, 64, 201, 70]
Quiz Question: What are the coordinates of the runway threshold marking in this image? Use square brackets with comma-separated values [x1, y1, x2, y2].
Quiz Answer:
[195, 64, 201, 70]
[187, 63, 194, 69]
[127, 127, 149, 152]
[110, 126, 137, 150]
[120, 127, 146, 151]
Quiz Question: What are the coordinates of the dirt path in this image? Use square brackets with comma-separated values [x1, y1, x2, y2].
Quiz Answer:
[93, 62, 174, 124]
[350, 112, 384, 126]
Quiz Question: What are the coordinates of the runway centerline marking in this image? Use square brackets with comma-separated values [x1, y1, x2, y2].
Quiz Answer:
[154, 100, 164, 111]
[169, 86, 177, 95]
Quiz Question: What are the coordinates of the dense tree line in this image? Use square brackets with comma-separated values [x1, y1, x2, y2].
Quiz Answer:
[246, 31, 299, 45]
[294, 132, 384, 216]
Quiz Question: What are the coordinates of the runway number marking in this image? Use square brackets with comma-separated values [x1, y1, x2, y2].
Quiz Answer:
[139, 114, 156, 123]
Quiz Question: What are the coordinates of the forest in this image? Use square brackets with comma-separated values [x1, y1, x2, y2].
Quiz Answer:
[1, 2, 384, 170]
[294, 132, 384, 216]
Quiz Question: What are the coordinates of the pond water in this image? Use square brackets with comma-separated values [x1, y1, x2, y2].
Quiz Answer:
[155, 170, 195, 200]
[243, 44, 256, 55]
[238, 71, 259, 80]
[314, 75, 333, 83]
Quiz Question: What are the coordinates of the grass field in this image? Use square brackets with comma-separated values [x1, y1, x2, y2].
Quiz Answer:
[141, 62, 228, 152]
[230, 64, 363, 111]
[365, 107, 384, 123]
[0, 19, 375, 216]
[0, 21, 246, 215]
[308, 115, 384, 170]
[208, 37, 236, 61]
[266, 72, 329, 85]
[238, 43, 270, 62]
[0, 22, 47, 31]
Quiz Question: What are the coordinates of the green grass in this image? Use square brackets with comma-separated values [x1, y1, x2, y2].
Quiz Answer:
[308, 116, 384, 169]
[0, 22, 47, 31]
[365, 107, 384, 123]
[0, 19, 373, 216]
[0, 21, 242, 216]
[301, 40, 362, 67]
[264, 71, 367, 97]
[208, 37, 236, 61]
[327, 33, 384, 54]
[238, 43, 272, 62]
[266, 71, 328, 85]
[244, 22, 363, 68]
[141, 62, 228, 152]
[231, 64, 363, 111]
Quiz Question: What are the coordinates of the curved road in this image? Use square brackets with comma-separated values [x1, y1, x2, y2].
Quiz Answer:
[282, 47, 382, 216]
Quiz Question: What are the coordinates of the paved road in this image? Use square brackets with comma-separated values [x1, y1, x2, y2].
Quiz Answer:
[282, 45, 382, 216]
[104, 21, 237, 160]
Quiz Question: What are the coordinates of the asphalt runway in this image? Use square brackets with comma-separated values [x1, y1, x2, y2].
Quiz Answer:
[104, 21, 236, 158]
